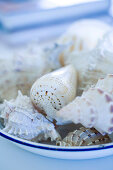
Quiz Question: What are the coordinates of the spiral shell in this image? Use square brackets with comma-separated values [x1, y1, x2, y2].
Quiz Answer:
[62, 30, 113, 94]
[58, 19, 111, 51]
[56, 74, 113, 134]
[0, 91, 60, 141]
[44, 19, 111, 70]
[56, 127, 111, 146]
[30, 65, 77, 124]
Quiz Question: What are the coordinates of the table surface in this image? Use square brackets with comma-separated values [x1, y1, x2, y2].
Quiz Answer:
[1, 136, 113, 170]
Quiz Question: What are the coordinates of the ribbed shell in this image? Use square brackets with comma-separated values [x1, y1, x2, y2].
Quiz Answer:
[56, 127, 111, 146]
[63, 30, 113, 94]
[0, 91, 60, 141]
[56, 74, 113, 134]
[45, 20, 111, 71]
[30, 65, 77, 124]
[58, 19, 111, 52]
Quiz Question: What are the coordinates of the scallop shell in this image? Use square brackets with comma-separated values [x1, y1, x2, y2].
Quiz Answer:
[56, 127, 111, 146]
[0, 45, 51, 100]
[56, 74, 113, 134]
[30, 65, 77, 124]
[0, 91, 60, 141]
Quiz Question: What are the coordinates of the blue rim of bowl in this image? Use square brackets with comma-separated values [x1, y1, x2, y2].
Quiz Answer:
[0, 130, 113, 152]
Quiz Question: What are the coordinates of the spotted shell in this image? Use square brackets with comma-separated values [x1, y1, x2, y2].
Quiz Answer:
[56, 74, 113, 134]
[0, 91, 60, 141]
[56, 127, 111, 146]
[30, 65, 77, 124]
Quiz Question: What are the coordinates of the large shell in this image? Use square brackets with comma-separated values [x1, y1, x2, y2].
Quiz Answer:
[0, 45, 51, 100]
[58, 19, 111, 51]
[30, 65, 77, 124]
[56, 127, 111, 146]
[0, 91, 60, 141]
[56, 74, 113, 134]
[45, 19, 111, 69]
[63, 30, 113, 94]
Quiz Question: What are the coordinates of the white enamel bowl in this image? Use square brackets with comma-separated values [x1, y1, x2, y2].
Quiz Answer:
[0, 129, 113, 160]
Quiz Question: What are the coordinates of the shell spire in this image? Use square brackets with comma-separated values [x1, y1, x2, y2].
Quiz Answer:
[56, 74, 113, 134]
[30, 65, 77, 124]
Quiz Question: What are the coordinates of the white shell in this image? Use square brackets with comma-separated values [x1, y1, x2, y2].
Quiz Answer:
[63, 30, 113, 94]
[44, 19, 111, 70]
[30, 65, 77, 124]
[0, 46, 51, 100]
[58, 19, 111, 51]
[56, 75, 113, 134]
[0, 91, 60, 141]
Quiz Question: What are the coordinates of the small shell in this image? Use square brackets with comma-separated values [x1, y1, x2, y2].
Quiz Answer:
[56, 75, 113, 134]
[30, 65, 77, 124]
[56, 127, 111, 146]
[0, 91, 60, 141]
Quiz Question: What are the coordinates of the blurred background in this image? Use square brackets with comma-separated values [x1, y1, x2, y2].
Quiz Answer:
[0, 0, 112, 45]
[0, 0, 112, 57]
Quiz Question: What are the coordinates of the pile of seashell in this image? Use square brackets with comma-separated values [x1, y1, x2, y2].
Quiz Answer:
[1, 19, 113, 146]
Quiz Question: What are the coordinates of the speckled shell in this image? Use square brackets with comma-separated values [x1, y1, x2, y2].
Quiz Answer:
[56, 75, 113, 134]
[0, 45, 51, 100]
[30, 65, 77, 124]
[0, 91, 60, 141]
[56, 127, 111, 146]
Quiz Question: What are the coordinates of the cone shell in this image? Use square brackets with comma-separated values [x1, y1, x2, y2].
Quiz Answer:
[0, 91, 60, 141]
[56, 127, 111, 146]
[56, 74, 113, 134]
[30, 65, 77, 124]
